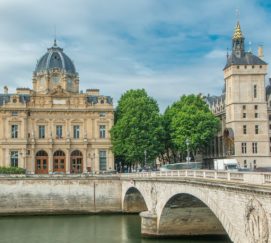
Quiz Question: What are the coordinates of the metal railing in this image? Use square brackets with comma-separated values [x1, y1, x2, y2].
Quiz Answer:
[120, 170, 271, 186]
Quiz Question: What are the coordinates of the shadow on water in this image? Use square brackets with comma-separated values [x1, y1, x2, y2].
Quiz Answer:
[0, 214, 231, 243]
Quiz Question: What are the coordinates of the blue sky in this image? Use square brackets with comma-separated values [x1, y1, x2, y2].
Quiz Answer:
[0, 0, 271, 111]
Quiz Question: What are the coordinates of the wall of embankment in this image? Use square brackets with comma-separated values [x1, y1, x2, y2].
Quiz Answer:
[0, 176, 122, 215]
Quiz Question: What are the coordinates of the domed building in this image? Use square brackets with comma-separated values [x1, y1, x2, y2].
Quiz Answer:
[0, 40, 114, 174]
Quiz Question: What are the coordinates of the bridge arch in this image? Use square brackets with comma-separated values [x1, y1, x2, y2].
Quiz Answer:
[156, 185, 242, 243]
[123, 187, 148, 213]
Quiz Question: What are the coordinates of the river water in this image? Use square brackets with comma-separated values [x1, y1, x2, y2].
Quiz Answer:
[0, 214, 231, 243]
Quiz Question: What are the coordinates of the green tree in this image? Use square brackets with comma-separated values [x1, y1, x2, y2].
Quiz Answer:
[110, 89, 164, 169]
[168, 94, 219, 160]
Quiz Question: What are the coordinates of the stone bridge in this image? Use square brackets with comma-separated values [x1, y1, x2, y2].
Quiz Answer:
[121, 170, 271, 243]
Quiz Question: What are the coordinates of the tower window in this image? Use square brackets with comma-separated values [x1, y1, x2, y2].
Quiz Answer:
[254, 85, 257, 98]
[252, 65, 254, 69]
[241, 143, 247, 154]
[253, 160, 257, 169]
[237, 65, 240, 69]
[243, 125, 247, 134]
[244, 160, 247, 168]
[243, 105, 246, 110]
[254, 105, 258, 110]
[252, 142, 258, 154]
[243, 113, 246, 118]
[255, 113, 258, 118]
[255, 125, 259, 134]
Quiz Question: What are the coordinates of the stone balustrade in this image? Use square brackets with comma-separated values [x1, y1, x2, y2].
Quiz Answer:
[120, 170, 271, 186]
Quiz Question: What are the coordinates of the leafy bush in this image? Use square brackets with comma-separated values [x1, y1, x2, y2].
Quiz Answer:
[0, 167, 26, 174]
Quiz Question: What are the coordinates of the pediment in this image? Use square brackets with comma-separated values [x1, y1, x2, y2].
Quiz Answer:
[50, 85, 70, 97]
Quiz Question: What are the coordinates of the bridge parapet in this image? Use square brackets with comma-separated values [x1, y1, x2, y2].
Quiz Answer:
[121, 170, 271, 186]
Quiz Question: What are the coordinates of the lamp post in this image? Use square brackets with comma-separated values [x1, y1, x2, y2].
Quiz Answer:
[144, 150, 147, 168]
[186, 138, 190, 165]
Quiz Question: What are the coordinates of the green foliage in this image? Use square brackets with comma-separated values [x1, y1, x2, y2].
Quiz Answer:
[111, 89, 164, 165]
[166, 94, 219, 156]
[0, 167, 26, 174]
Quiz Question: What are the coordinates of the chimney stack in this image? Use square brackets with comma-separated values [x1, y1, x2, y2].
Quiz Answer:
[4, 86, 8, 94]
[258, 45, 264, 59]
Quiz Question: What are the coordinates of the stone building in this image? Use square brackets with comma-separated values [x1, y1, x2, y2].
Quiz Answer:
[205, 21, 271, 169]
[0, 40, 114, 174]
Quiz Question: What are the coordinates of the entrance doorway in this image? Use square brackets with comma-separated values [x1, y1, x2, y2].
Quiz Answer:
[36, 150, 48, 174]
[53, 150, 66, 173]
[70, 150, 83, 173]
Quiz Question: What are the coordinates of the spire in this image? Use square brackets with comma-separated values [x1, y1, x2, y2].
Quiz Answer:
[232, 21, 243, 40]
[53, 25, 57, 47]
[232, 20, 245, 58]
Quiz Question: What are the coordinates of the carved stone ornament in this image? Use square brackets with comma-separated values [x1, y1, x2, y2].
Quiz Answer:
[150, 184, 157, 214]
[245, 198, 269, 243]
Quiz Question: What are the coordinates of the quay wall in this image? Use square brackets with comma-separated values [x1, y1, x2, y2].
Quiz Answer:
[0, 176, 122, 215]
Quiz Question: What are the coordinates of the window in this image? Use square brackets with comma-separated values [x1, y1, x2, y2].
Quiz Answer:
[245, 65, 247, 69]
[237, 65, 240, 69]
[12, 111, 18, 116]
[252, 142, 258, 154]
[255, 113, 258, 118]
[99, 125, 106, 139]
[56, 125, 62, 138]
[269, 124, 271, 130]
[243, 125, 247, 134]
[38, 125, 45, 139]
[99, 150, 107, 171]
[73, 125, 80, 139]
[252, 65, 254, 69]
[11, 125, 18, 138]
[270, 137, 271, 142]
[254, 105, 258, 110]
[253, 160, 257, 169]
[255, 125, 259, 134]
[243, 113, 246, 118]
[269, 115, 271, 121]
[10, 151, 18, 167]
[254, 85, 257, 98]
[243, 105, 246, 110]
[244, 160, 247, 168]
[241, 143, 247, 154]
[99, 112, 106, 117]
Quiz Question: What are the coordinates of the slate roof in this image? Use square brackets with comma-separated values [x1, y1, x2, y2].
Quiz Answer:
[0, 94, 31, 106]
[224, 52, 267, 70]
[34, 43, 76, 74]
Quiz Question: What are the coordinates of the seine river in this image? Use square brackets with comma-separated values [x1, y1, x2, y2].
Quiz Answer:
[0, 214, 231, 243]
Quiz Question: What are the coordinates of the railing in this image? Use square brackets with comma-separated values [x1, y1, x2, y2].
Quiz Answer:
[120, 170, 271, 186]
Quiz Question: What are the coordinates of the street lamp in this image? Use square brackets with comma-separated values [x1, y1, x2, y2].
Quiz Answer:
[186, 138, 190, 165]
[144, 150, 147, 168]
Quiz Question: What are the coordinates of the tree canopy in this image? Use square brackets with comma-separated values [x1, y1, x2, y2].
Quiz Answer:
[164, 94, 219, 160]
[110, 89, 164, 166]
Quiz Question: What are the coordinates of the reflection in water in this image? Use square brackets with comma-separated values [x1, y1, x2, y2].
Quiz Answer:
[0, 214, 231, 243]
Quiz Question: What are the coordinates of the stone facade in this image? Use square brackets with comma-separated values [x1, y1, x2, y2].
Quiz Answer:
[0, 41, 114, 174]
[205, 22, 271, 168]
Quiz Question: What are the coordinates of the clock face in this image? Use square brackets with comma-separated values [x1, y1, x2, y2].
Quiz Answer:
[52, 76, 60, 84]
[67, 78, 73, 88]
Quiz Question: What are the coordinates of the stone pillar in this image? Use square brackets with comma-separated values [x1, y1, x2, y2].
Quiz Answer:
[83, 149, 87, 173]
[140, 211, 158, 237]
[48, 149, 53, 174]
[66, 148, 70, 174]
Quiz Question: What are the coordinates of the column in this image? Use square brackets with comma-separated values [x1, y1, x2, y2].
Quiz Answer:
[48, 149, 53, 174]
[83, 149, 87, 173]
[66, 149, 70, 174]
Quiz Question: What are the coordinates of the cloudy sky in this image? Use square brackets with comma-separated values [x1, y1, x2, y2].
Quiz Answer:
[0, 0, 271, 111]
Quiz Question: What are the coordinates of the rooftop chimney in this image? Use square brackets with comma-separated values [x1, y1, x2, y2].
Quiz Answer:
[4, 86, 8, 94]
[258, 45, 264, 59]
